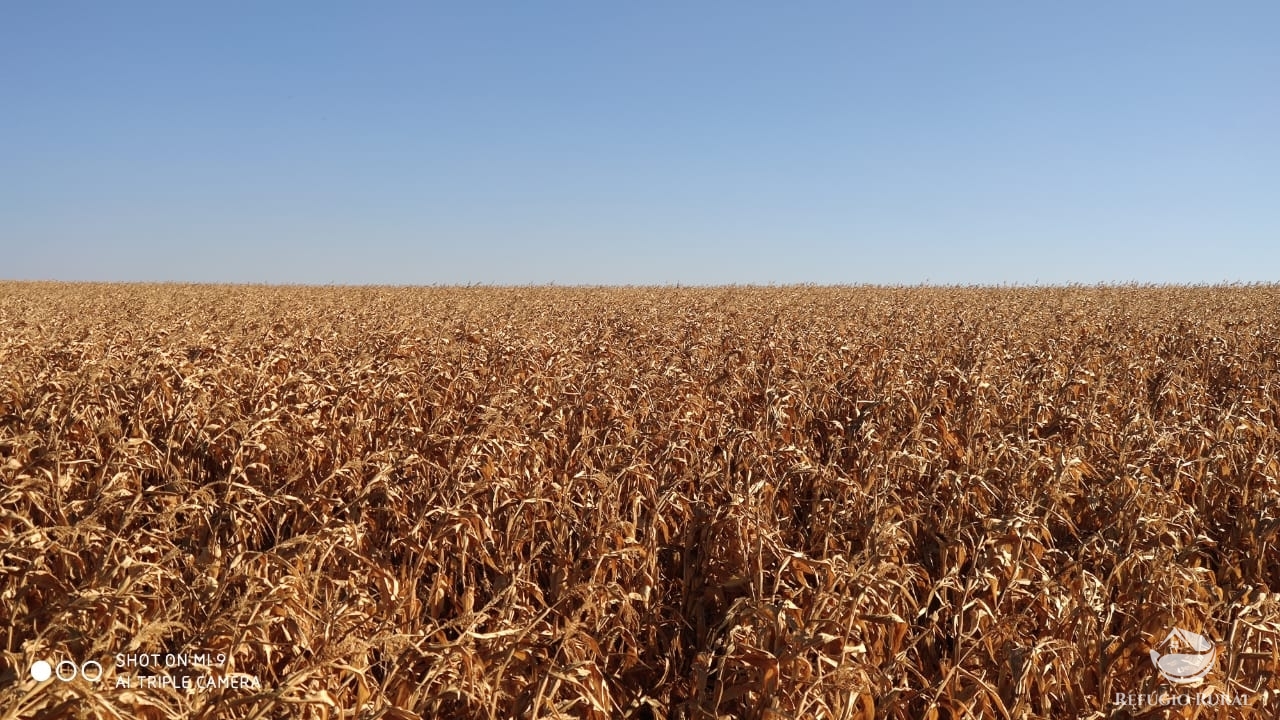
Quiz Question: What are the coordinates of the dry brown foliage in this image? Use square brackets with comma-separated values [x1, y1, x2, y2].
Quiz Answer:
[1, 283, 1278, 719]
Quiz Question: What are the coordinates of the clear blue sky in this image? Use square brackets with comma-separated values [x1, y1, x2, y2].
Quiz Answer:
[4, 2, 1277, 284]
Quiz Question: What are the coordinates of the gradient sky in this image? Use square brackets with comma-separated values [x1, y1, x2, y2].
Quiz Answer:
[4, 2, 1277, 284]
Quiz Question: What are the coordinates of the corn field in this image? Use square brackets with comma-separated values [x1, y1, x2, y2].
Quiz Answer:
[2, 283, 1278, 719]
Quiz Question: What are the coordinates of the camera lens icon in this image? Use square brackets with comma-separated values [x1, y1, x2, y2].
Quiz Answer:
[30, 659, 102, 683]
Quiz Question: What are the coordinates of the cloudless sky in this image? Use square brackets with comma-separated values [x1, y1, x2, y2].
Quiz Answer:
[4, 2, 1277, 284]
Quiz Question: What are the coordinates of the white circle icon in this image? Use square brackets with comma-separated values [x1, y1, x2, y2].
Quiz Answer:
[30, 660, 52, 682]
[55, 660, 78, 682]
